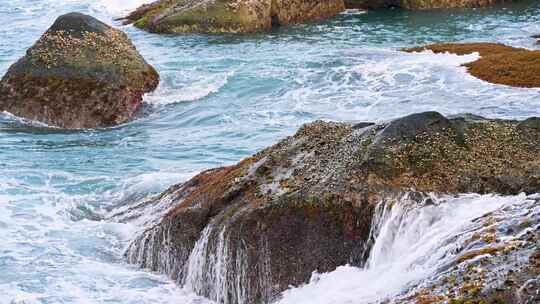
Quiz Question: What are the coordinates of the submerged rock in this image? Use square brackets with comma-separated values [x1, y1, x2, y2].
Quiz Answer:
[404, 42, 540, 88]
[123, 112, 539, 304]
[120, 0, 345, 34]
[0, 13, 159, 129]
[345, 0, 521, 9]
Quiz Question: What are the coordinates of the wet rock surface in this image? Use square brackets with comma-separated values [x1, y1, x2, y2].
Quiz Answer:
[404, 42, 540, 88]
[0, 12, 159, 129]
[120, 0, 345, 34]
[122, 112, 540, 304]
[345, 0, 521, 9]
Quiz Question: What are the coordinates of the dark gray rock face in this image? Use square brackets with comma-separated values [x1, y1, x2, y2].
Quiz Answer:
[122, 112, 540, 304]
[0, 12, 159, 129]
[518, 117, 540, 131]
[376, 111, 455, 142]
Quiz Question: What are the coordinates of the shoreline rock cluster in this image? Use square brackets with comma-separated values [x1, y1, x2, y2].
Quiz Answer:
[121, 0, 522, 34]
[122, 111, 540, 304]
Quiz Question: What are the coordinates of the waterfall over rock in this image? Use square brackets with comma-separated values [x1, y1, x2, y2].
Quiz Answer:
[122, 112, 540, 304]
[279, 193, 540, 303]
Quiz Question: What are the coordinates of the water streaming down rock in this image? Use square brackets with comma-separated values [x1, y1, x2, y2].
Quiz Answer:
[278, 193, 540, 303]
[123, 191, 540, 304]
[183, 224, 252, 304]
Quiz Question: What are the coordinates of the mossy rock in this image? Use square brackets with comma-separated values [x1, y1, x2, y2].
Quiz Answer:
[404, 42, 540, 88]
[121, 0, 345, 34]
[345, 0, 521, 9]
[0, 12, 159, 129]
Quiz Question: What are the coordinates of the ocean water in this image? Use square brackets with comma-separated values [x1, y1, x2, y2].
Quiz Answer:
[0, 0, 540, 303]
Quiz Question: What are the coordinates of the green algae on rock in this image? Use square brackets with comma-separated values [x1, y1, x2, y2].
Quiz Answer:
[118, 112, 540, 304]
[0, 12, 159, 129]
[120, 0, 345, 34]
[404, 42, 540, 88]
[345, 0, 521, 10]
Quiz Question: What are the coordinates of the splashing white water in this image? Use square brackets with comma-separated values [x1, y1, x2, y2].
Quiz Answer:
[94, 0, 155, 16]
[278, 193, 528, 304]
[145, 71, 234, 105]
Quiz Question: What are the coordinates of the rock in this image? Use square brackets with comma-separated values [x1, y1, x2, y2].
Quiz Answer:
[123, 112, 540, 304]
[518, 117, 540, 131]
[0, 13, 159, 129]
[404, 42, 540, 88]
[120, 0, 345, 34]
[375, 111, 454, 142]
[352, 121, 375, 129]
[345, 0, 521, 9]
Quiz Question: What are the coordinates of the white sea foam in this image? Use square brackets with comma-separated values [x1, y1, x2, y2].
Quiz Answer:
[278, 48, 540, 124]
[341, 9, 367, 15]
[0, 168, 211, 304]
[93, 0, 155, 16]
[145, 71, 233, 105]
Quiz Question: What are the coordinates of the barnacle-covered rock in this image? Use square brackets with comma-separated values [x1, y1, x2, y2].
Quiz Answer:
[0, 12, 159, 129]
[120, 0, 345, 34]
[121, 112, 540, 304]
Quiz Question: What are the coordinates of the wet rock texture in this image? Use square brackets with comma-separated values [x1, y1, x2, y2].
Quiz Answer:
[120, 0, 345, 34]
[404, 42, 540, 88]
[399, 196, 540, 304]
[345, 0, 520, 10]
[124, 111, 540, 304]
[0, 12, 159, 129]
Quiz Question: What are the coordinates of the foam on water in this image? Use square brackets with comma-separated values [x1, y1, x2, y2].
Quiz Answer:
[146, 71, 234, 105]
[94, 0, 155, 16]
[0, 169, 213, 304]
[278, 194, 530, 304]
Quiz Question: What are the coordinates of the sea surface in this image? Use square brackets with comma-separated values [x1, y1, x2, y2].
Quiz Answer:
[0, 0, 539, 303]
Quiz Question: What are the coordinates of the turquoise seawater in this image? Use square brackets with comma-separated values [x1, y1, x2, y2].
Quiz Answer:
[0, 0, 539, 303]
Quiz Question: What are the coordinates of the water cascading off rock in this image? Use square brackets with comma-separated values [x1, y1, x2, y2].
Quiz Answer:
[124, 111, 540, 303]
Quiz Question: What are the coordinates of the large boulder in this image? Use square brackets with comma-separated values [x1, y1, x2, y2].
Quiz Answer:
[0, 13, 159, 129]
[120, 112, 539, 304]
[345, 0, 521, 9]
[120, 0, 345, 34]
[404, 42, 540, 88]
